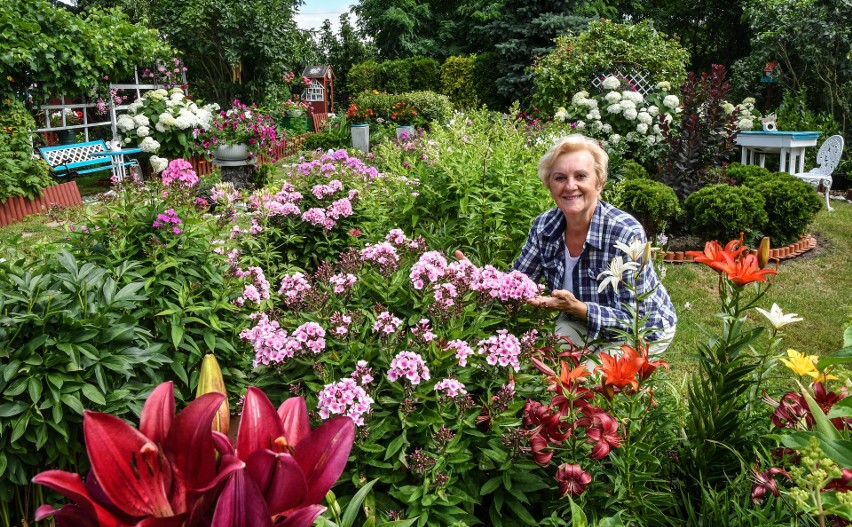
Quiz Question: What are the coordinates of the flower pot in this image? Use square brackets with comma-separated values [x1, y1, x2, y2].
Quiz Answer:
[351, 124, 369, 153]
[395, 125, 415, 141]
[57, 130, 77, 145]
[213, 143, 250, 162]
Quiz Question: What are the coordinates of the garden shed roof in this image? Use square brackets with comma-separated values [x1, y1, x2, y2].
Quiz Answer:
[302, 65, 334, 79]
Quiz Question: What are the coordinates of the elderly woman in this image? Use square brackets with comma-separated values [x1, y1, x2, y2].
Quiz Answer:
[511, 134, 676, 350]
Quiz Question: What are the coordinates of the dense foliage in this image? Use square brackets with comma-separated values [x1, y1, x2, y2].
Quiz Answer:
[613, 178, 682, 238]
[0, 98, 52, 202]
[350, 91, 453, 127]
[347, 57, 442, 96]
[747, 174, 824, 245]
[684, 184, 768, 243]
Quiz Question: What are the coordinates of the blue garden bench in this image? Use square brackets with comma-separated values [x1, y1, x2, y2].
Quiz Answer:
[38, 140, 139, 178]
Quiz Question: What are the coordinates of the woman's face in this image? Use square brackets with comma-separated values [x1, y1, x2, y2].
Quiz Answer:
[547, 150, 602, 223]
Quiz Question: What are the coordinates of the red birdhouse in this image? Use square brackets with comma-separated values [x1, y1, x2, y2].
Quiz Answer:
[301, 65, 335, 115]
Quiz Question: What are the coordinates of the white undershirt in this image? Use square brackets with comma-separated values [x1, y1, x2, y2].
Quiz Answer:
[562, 243, 581, 292]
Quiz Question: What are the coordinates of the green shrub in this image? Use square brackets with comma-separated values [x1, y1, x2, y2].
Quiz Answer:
[0, 98, 53, 202]
[472, 52, 501, 110]
[352, 91, 453, 127]
[409, 57, 441, 92]
[685, 184, 768, 243]
[441, 55, 478, 109]
[301, 116, 352, 151]
[617, 179, 682, 237]
[724, 162, 772, 186]
[347, 60, 382, 95]
[532, 20, 690, 114]
[378, 59, 412, 94]
[748, 174, 823, 245]
[619, 159, 650, 181]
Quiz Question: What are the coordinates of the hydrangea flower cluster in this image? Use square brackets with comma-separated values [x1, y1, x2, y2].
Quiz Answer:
[373, 311, 403, 336]
[234, 266, 270, 306]
[387, 351, 431, 385]
[160, 158, 199, 188]
[152, 209, 182, 234]
[435, 378, 467, 399]
[477, 330, 522, 372]
[317, 378, 374, 426]
[445, 339, 475, 367]
[278, 273, 311, 307]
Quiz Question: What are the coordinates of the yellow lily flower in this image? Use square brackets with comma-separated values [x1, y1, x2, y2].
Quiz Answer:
[780, 349, 819, 377]
[806, 370, 838, 383]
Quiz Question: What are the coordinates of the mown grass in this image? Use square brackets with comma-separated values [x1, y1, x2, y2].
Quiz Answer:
[663, 199, 852, 378]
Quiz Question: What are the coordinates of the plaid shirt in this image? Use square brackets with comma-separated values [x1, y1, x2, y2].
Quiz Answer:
[513, 202, 677, 342]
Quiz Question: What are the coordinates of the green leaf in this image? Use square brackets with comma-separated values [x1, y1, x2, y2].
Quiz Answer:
[171, 323, 185, 349]
[505, 498, 536, 524]
[375, 520, 418, 527]
[480, 476, 502, 495]
[0, 401, 29, 417]
[569, 496, 588, 527]
[81, 384, 106, 406]
[385, 433, 407, 460]
[27, 376, 42, 403]
[799, 381, 841, 441]
[818, 347, 852, 370]
[60, 393, 85, 415]
[340, 479, 377, 527]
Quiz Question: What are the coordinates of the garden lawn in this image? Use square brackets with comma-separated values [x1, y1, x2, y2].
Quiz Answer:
[663, 198, 852, 379]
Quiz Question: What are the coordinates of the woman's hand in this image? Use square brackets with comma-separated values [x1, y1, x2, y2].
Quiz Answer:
[529, 289, 588, 319]
[454, 250, 468, 262]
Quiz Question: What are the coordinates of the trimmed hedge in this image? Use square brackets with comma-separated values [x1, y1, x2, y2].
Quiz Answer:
[617, 178, 682, 238]
[348, 57, 441, 96]
[441, 55, 477, 109]
[747, 173, 823, 245]
[684, 184, 768, 244]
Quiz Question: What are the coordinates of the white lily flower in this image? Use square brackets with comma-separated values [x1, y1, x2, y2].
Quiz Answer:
[614, 238, 646, 262]
[597, 256, 640, 293]
[755, 303, 803, 330]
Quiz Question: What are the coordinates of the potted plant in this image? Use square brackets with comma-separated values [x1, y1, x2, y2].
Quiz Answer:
[346, 103, 373, 152]
[390, 100, 417, 140]
[198, 99, 280, 163]
[49, 108, 83, 145]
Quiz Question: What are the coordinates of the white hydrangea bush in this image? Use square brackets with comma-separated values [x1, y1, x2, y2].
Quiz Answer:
[116, 88, 219, 161]
[552, 76, 680, 164]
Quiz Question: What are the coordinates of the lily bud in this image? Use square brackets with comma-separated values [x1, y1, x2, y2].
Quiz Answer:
[757, 237, 771, 269]
[196, 354, 230, 434]
[642, 242, 653, 268]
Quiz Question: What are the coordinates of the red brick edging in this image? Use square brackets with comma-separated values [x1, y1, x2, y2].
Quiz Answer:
[662, 235, 816, 264]
[0, 181, 83, 227]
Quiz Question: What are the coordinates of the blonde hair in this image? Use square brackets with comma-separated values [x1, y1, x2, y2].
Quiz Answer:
[538, 134, 609, 188]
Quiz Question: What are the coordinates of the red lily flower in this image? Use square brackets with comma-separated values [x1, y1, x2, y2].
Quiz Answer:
[555, 463, 592, 496]
[686, 240, 748, 268]
[577, 409, 621, 460]
[633, 343, 669, 381]
[529, 433, 554, 467]
[812, 382, 852, 430]
[596, 347, 644, 392]
[825, 468, 852, 492]
[750, 463, 790, 504]
[764, 390, 813, 429]
[33, 382, 355, 527]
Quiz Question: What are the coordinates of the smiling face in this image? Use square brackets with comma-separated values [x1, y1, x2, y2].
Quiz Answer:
[547, 150, 602, 224]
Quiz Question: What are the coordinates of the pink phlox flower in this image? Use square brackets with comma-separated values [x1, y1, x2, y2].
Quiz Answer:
[477, 330, 522, 372]
[326, 198, 353, 220]
[160, 158, 199, 188]
[387, 351, 431, 385]
[292, 322, 326, 354]
[410, 318, 437, 343]
[329, 273, 357, 294]
[433, 282, 458, 309]
[410, 251, 448, 289]
[350, 360, 375, 386]
[372, 311, 402, 335]
[520, 329, 539, 352]
[445, 339, 475, 367]
[249, 217, 264, 234]
[317, 378, 374, 426]
[330, 311, 353, 336]
[278, 272, 311, 307]
[435, 378, 467, 399]
[361, 242, 400, 270]
[302, 207, 334, 229]
[385, 228, 411, 247]
[311, 179, 343, 199]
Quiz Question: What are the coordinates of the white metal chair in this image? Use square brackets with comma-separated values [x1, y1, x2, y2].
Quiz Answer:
[793, 135, 844, 211]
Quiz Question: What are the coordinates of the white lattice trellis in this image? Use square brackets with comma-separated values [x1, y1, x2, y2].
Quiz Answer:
[591, 65, 656, 96]
[40, 143, 106, 167]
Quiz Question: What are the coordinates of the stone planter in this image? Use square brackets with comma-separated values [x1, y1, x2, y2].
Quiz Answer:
[395, 125, 415, 141]
[213, 143, 250, 164]
[351, 124, 369, 153]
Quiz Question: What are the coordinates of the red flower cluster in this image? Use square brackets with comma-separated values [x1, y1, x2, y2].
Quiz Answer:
[686, 239, 777, 286]
[346, 104, 374, 124]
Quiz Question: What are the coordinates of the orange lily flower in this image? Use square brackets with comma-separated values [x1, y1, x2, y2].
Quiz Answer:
[686, 239, 748, 268]
[632, 343, 670, 381]
[530, 358, 590, 392]
[595, 347, 644, 391]
[712, 253, 778, 286]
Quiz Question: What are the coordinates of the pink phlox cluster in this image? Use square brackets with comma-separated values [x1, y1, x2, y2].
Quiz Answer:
[160, 158, 199, 188]
[211, 239, 226, 255]
[384, 228, 423, 250]
[330, 311, 353, 336]
[152, 209, 182, 235]
[410, 251, 448, 290]
[317, 378, 374, 426]
[249, 217, 264, 234]
[361, 242, 400, 270]
[226, 248, 241, 269]
[446, 259, 480, 288]
[311, 179, 343, 199]
[229, 225, 244, 239]
[471, 265, 501, 294]
[249, 187, 301, 217]
[294, 149, 380, 181]
[291, 322, 326, 354]
[471, 266, 542, 303]
[350, 360, 374, 386]
[240, 314, 300, 367]
[326, 198, 353, 220]
[435, 378, 467, 399]
[445, 339, 475, 367]
[372, 311, 403, 335]
[210, 182, 240, 206]
[278, 273, 311, 307]
[329, 273, 357, 294]
[387, 351, 431, 385]
[234, 266, 270, 306]
[477, 330, 522, 371]
[301, 208, 334, 230]
[520, 329, 539, 352]
[433, 283, 458, 309]
[410, 318, 436, 343]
